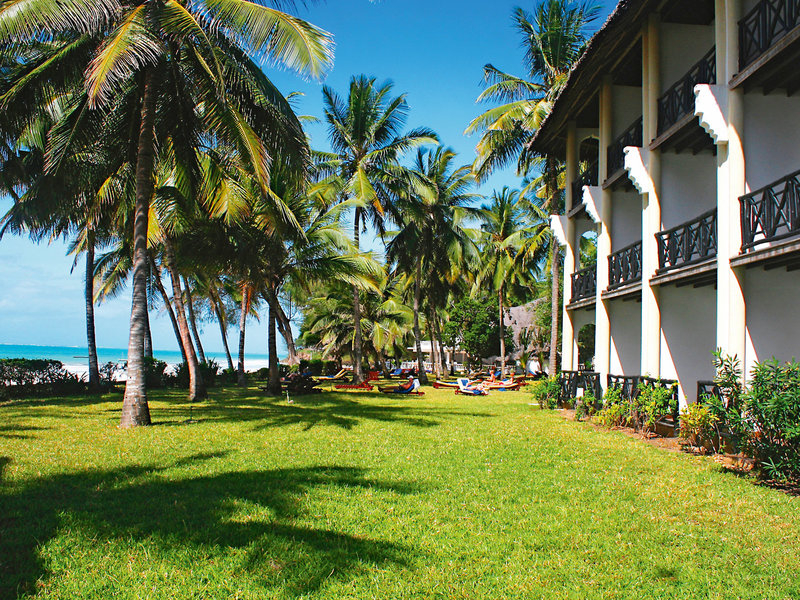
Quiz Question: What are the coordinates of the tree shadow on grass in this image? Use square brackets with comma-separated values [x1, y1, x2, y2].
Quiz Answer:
[0, 460, 417, 599]
[153, 393, 495, 432]
[0, 424, 50, 440]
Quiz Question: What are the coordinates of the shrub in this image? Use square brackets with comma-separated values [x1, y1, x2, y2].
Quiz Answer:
[574, 391, 596, 421]
[172, 360, 220, 389]
[744, 359, 800, 481]
[594, 385, 630, 428]
[0, 358, 85, 399]
[531, 376, 560, 409]
[635, 383, 678, 432]
[144, 357, 169, 389]
[679, 403, 719, 450]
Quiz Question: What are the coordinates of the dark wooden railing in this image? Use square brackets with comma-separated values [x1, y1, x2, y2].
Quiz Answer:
[570, 264, 596, 302]
[739, 0, 800, 69]
[560, 370, 603, 404]
[607, 117, 643, 176]
[657, 47, 716, 135]
[740, 168, 800, 251]
[571, 160, 598, 210]
[697, 380, 721, 402]
[608, 241, 642, 289]
[607, 375, 680, 426]
[656, 208, 718, 272]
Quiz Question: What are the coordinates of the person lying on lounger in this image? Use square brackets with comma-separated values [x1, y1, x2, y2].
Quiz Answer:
[379, 377, 415, 393]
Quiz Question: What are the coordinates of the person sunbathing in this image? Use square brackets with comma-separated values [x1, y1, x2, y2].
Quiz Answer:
[380, 377, 415, 393]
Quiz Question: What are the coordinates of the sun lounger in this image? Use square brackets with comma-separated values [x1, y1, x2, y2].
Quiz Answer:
[318, 368, 349, 381]
[334, 381, 374, 391]
[432, 380, 460, 389]
[455, 378, 487, 396]
[380, 378, 424, 395]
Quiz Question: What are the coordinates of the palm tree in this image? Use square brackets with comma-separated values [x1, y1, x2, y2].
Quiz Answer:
[0, 0, 334, 426]
[321, 75, 436, 382]
[476, 187, 548, 377]
[386, 147, 478, 384]
[466, 0, 598, 376]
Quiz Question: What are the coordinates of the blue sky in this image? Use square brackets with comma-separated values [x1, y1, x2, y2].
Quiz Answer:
[0, 0, 616, 354]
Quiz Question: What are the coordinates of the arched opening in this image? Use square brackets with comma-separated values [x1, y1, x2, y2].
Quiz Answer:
[577, 323, 596, 370]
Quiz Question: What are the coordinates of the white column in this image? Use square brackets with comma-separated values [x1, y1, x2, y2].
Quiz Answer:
[641, 13, 662, 377]
[595, 77, 612, 384]
[561, 122, 578, 371]
[716, 0, 747, 371]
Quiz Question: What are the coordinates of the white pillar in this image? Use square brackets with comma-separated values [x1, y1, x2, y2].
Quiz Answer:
[595, 77, 613, 384]
[716, 0, 747, 372]
[641, 14, 662, 377]
[561, 122, 578, 371]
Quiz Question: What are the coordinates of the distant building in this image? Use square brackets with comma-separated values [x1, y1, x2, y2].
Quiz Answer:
[531, 0, 800, 405]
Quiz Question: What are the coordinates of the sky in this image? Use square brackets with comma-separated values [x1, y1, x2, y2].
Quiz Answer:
[0, 0, 617, 355]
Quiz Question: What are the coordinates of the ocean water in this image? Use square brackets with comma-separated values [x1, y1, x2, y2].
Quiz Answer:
[0, 344, 273, 374]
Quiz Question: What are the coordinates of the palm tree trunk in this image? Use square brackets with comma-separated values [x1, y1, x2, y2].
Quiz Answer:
[211, 294, 234, 371]
[274, 301, 298, 365]
[164, 241, 206, 401]
[151, 257, 187, 363]
[237, 284, 249, 386]
[184, 276, 206, 364]
[143, 308, 153, 359]
[413, 256, 428, 384]
[121, 69, 158, 428]
[85, 235, 100, 391]
[499, 287, 506, 378]
[144, 258, 153, 359]
[267, 299, 281, 395]
[549, 238, 560, 376]
[351, 208, 364, 383]
[435, 314, 447, 376]
[426, 312, 439, 379]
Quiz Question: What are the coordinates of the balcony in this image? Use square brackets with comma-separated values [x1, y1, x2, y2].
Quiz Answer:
[657, 209, 717, 271]
[651, 47, 716, 153]
[608, 241, 642, 291]
[570, 159, 598, 212]
[569, 264, 596, 308]
[741, 169, 800, 250]
[605, 117, 643, 189]
[734, 0, 800, 94]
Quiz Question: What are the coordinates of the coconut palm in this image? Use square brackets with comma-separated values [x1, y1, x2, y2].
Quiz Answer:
[386, 147, 479, 383]
[0, 0, 334, 426]
[475, 187, 549, 377]
[321, 75, 437, 382]
[466, 0, 598, 376]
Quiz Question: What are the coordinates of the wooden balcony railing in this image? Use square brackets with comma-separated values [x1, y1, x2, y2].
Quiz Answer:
[739, 0, 800, 69]
[657, 47, 716, 135]
[570, 264, 597, 302]
[607, 117, 643, 177]
[608, 241, 642, 290]
[656, 208, 718, 272]
[560, 371, 603, 404]
[571, 160, 598, 210]
[740, 168, 800, 251]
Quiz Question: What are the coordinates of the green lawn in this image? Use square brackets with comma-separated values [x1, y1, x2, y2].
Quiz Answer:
[1, 384, 799, 599]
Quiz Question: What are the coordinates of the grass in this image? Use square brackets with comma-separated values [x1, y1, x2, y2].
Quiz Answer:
[1, 383, 799, 599]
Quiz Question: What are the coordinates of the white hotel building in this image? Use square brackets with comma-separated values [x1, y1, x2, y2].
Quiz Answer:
[533, 0, 800, 405]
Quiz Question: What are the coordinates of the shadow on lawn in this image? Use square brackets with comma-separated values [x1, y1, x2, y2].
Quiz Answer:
[0, 459, 416, 599]
[154, 392, 495, 432]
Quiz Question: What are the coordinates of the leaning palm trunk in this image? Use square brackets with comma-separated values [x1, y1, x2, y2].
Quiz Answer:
[165, 241, 206, 401]
[143, 258, 153, 359]
[351, 209, 364, 383]
[274, 302, 298, 365]
[184, 276, 206, 364]
[267, 301, 281, 395]
[211, 295, 234, 371]
[413, 257, 429, 384]
[85, 235, 100, 391]
[237, 284, 249, 386]
[121, 70, 158, 428]
[151, 258, 188, 363]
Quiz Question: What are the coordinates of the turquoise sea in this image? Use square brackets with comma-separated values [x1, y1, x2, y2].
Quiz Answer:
[0, 344, 271, 372]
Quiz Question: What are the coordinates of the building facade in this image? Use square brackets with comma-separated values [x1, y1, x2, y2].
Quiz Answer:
[532, 0, 800, 405]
